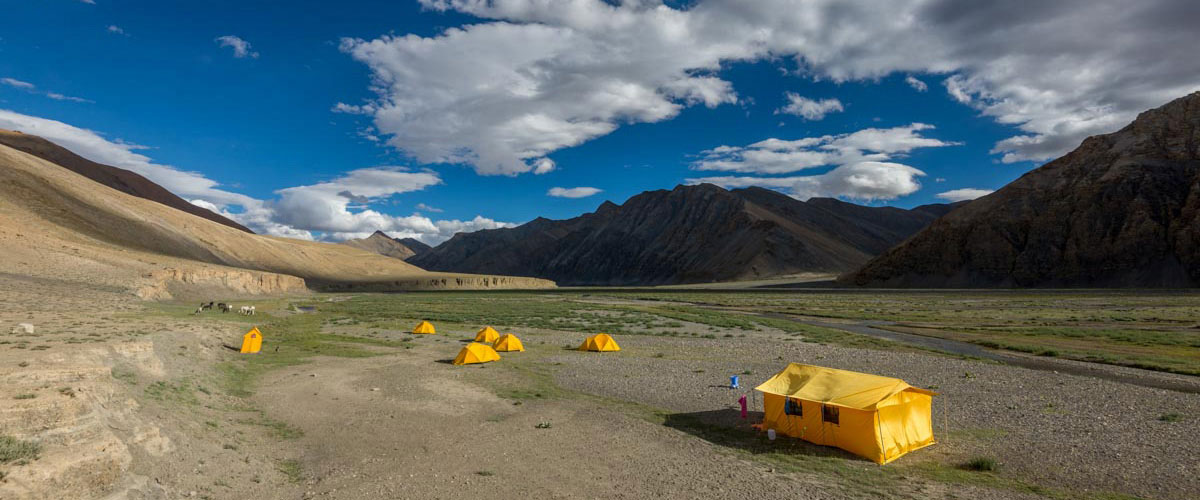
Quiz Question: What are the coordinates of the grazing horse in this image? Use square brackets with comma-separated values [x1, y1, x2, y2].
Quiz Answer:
[239, 305, 256, 316]
[218, 303, 232, 313]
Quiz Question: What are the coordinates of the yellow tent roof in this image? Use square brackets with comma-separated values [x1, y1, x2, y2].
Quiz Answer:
[413, 321, 436, 334]
[493, 333, 524, 352]
[474, 327, 500, 343]
[755, 363, 935, 410]
[579, 333, 620, 352]
[453, 342, 500, 365]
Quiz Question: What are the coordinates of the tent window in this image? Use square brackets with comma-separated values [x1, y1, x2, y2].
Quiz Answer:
[785, 398, 802, 416]
[822, 404, 840, 425]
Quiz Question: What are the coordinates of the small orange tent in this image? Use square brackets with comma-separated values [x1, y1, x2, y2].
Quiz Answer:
[453, 342, 501, 365]
[474, 326, 500, 343]
[756, 363, 936, 464]
[493, 333, 525, 352]
[412, 321, 436, 334]
[579, 333, 620, 352]
[240, 327, 263, 354]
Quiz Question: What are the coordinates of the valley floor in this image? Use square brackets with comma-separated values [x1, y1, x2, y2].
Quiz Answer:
[1, 283, 1197, 499]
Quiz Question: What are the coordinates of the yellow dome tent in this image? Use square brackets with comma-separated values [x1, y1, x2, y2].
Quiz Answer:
[474, 326, 500, 343]
[240, 327, 263, 354]
[492, 333, 525, 352]
[412, 321, 436, 334]
[453, 342, 501, 365]
[755, 363, 937, 464]
[579, 333, 620, 352]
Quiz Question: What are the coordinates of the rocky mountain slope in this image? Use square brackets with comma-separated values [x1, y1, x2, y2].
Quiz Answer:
[396, 237, 432, 257]
[342, 231, 421, 260]
[0, 129, 253, 233]
[411, 184, 958, 286]
[0, 141, 554, 297]
[846, 92, 1200, 287]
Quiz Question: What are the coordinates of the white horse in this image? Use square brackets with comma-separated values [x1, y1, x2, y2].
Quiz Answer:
[239, 305, 256, 316]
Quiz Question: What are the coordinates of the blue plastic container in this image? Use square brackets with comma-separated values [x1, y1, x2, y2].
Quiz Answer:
[730, 375, 740, 388]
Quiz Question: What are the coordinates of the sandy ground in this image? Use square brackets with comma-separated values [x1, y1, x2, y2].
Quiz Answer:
[1, 282, 1196, 499]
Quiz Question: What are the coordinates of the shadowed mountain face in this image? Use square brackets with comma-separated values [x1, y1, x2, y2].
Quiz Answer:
[0, 129, 253, 233]
[396, 237, 432, 257]
[846, 92, 1200, 288]
[410, 184, 958, 286]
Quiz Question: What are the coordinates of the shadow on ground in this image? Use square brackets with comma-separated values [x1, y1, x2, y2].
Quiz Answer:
[661, 408, 864, 463]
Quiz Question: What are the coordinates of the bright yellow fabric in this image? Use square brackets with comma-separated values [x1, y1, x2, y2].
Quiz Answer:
[493, 334, 525, 352]
[453, 342, 500, 365]
[240, 327, 263, 354]
[579, 333, 620, 352]
[412, 321, 436, 334]
[474, 327, 500, 343]
[756, 363, 936, 464]
[755, 363, 933, 410]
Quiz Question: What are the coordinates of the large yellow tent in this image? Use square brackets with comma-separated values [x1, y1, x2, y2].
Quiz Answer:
[755, 363, 936, 464]
[453, 342, 501, 365]
[412, 321, 436, 334]
[493, 333, 525, 352]
[240, 327, 263, 354]
[579, 333, 620, 352]
[474, 326, 500, 343]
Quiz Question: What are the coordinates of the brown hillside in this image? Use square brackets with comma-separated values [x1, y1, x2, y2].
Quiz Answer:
[0, 129, 254, 233]
[0, 142, 554, 297]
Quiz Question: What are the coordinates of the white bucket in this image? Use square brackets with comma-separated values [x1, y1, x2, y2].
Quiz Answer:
[767, 429, 776, 441]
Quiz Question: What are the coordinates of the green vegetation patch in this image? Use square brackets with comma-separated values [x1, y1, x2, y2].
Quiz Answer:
[0, 435, 41, 464]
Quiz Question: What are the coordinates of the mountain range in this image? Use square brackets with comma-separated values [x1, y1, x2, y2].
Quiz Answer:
[847, 91, 1200, 287]
[409, 184, 961, 286]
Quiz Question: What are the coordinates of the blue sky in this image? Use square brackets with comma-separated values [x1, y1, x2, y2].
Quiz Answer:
[1, 0, 1196, 243]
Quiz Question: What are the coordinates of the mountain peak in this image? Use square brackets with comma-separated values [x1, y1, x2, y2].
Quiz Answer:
[847, 91, 1200, 287]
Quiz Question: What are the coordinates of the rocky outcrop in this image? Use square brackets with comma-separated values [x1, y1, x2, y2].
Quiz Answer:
[0, 129, 253, 233]
[845, 91, 1200, 287]
[411, 184, 958, 286]
[135, 267, 309, 300]
[341, 231, 419, 260]
[312, 274, 556, 292]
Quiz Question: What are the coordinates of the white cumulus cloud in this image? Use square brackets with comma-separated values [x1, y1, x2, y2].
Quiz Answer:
[905, 75, 927, 92]
[775, 94, 843, 121]
[691, 162, 926, 202]
[692, 123, 956, 175]
[547, 186, 602, 198]
[215, 35, 259, 59]
[339, 0, 1200, 173]
[936, 188, 993, 202]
